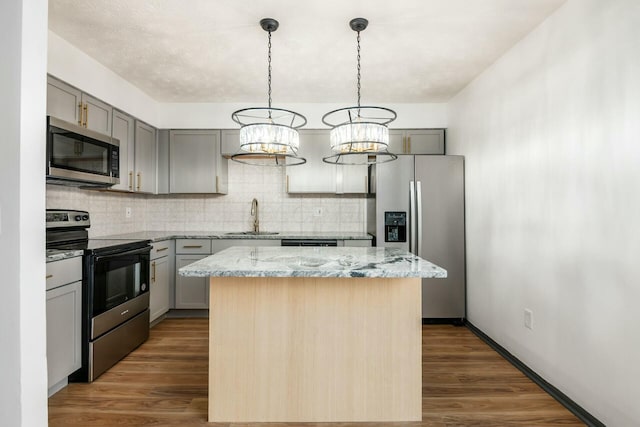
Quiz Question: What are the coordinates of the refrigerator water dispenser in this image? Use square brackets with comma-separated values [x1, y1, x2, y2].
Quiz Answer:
[384, 211, 406, 242]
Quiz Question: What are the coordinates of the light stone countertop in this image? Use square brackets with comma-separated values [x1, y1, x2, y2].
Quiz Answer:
[179, 246, 447, 279]
[93, 230, 373, 242]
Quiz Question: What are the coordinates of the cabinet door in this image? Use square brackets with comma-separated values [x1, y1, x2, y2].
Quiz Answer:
[81, 93, 112, 136]
[111, 110, 135, 192]
[156, 129, 170, 194]
[46, 281, 82, 391]
[134, 121, 157, 193]
[169, 130, 226, 193]
[338, 160, 368, 194]
[175, 255, 209, 309]
[46, 76, 82, 125]
[150, 256, 170, 322]
[286, 130, 337, 193]
[221, 129, 239, 156]
[405, 129, 445, 155]
[387, 130, 406, 154]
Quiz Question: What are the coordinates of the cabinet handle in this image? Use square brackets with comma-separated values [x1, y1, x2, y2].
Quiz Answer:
[46, 274, 53, 279]
[216, 175, 219, 193]
[82, 104, 88, 127]
[403, 136, 407, 153]
[407, 136, 411, 153]
[128, 171, 133, 191]
[151, 261, 156, 283]
[286, 175, 289, 193]
[155, 247, 168, 252]
[77, 103, 83, 126]
[137, 172, 141, 191]
[365, 176, 368, 193]
[182, 245, 203, 248]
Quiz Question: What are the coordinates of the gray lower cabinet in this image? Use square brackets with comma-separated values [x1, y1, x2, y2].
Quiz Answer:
[175, 255, 210, 309]
[169, 130, 228, 194]
[46, 75, 112, 136]
[175, 239, 212, 309]
[45, 257, 82, 396]
[134, 120, 157, 194]
[388, 129, 445, 155]
[150, 241, 172, 322]
[341, 239, 372, 247]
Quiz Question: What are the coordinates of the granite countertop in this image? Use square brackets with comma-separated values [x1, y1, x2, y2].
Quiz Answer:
[179, 246, 447, 279]
[93, 230, 373, 242]
[46, 249, 84, 262]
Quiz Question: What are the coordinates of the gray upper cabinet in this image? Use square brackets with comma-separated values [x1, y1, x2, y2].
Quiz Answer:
[286, 130, 337, 193]
[156, 129, 170, 194]
[287, 130, 368, 194]
[388, 129, 445, 155]
[134, 120, 157, 194]
[81, 93, 112, 136]
[337, 156, 368, 194]
[169, 130, 228, 194]
[111, 110, 135, 192]
[220, 129, 239, 157]
[46, 75, 112, 136]
[47, 76, 81, 124]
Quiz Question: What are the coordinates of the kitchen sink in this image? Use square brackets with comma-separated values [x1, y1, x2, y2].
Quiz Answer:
[224, 231, 279, 236]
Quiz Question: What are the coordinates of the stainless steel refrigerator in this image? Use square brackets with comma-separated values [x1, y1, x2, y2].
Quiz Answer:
[369, 155, 465, 322]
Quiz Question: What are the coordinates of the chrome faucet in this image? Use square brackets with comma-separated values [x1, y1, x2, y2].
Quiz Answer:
[250, 198, 259, 233]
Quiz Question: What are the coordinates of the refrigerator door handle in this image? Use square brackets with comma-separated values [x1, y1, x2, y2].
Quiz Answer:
[416, 181, 423, 256]
[410, 180, 416, 254]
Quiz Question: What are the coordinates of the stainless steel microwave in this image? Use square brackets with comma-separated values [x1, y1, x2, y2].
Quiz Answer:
[46, 116, 120, 187]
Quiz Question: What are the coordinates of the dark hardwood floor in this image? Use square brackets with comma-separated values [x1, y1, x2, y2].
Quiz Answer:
[48, 319, 584, 426]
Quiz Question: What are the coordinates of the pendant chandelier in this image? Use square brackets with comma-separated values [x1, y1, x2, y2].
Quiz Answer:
[231, 18, 307, 166]
[322, 18, 397, 165]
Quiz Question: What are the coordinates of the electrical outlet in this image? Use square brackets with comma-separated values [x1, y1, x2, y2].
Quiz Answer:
[524, 309, 533, 330]
[313, 207, 323, 217]
[125, 207, 132, 218]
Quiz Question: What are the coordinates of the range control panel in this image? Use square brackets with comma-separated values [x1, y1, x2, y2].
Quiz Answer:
[384, 211, 407, 243]
[46, 209, 90, 229]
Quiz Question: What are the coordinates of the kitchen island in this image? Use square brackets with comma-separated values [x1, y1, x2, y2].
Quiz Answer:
[179, 246, 446, 423]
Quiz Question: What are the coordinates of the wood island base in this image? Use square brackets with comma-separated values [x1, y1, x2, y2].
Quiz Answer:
[207, 276, 422, 423]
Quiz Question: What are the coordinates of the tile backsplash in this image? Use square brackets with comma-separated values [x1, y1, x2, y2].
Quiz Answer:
[46, 161, 367, 237]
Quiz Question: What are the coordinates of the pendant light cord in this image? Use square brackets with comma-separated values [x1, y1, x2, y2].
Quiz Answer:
[267, 30, 272, 118]
[356, 30, 361, 108]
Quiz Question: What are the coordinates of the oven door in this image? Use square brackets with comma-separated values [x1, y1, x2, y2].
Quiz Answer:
[91, 246, 150, 318]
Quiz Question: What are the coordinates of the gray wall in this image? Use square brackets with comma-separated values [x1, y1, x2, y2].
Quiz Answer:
[447, 0, 640, 424]
[0, 0, 49, 425]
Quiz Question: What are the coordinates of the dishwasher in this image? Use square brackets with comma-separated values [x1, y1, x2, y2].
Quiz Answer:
[281, 239, 338, 247]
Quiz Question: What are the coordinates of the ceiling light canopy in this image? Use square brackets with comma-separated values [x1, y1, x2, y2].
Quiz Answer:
[231, 18, 306, 166]
[322, 18, 397, 165]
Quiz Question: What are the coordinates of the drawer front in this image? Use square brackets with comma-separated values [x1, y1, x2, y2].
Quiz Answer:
[150, 240, 172, 260]
[176, 238, 211, 254]
[46, 256, 82, 291]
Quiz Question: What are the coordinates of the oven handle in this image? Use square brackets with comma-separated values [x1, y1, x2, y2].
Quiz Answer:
[93, 245, 151, 262]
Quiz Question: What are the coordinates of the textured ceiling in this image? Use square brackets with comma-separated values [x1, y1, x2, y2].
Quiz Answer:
[48, 0, 565, 103]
